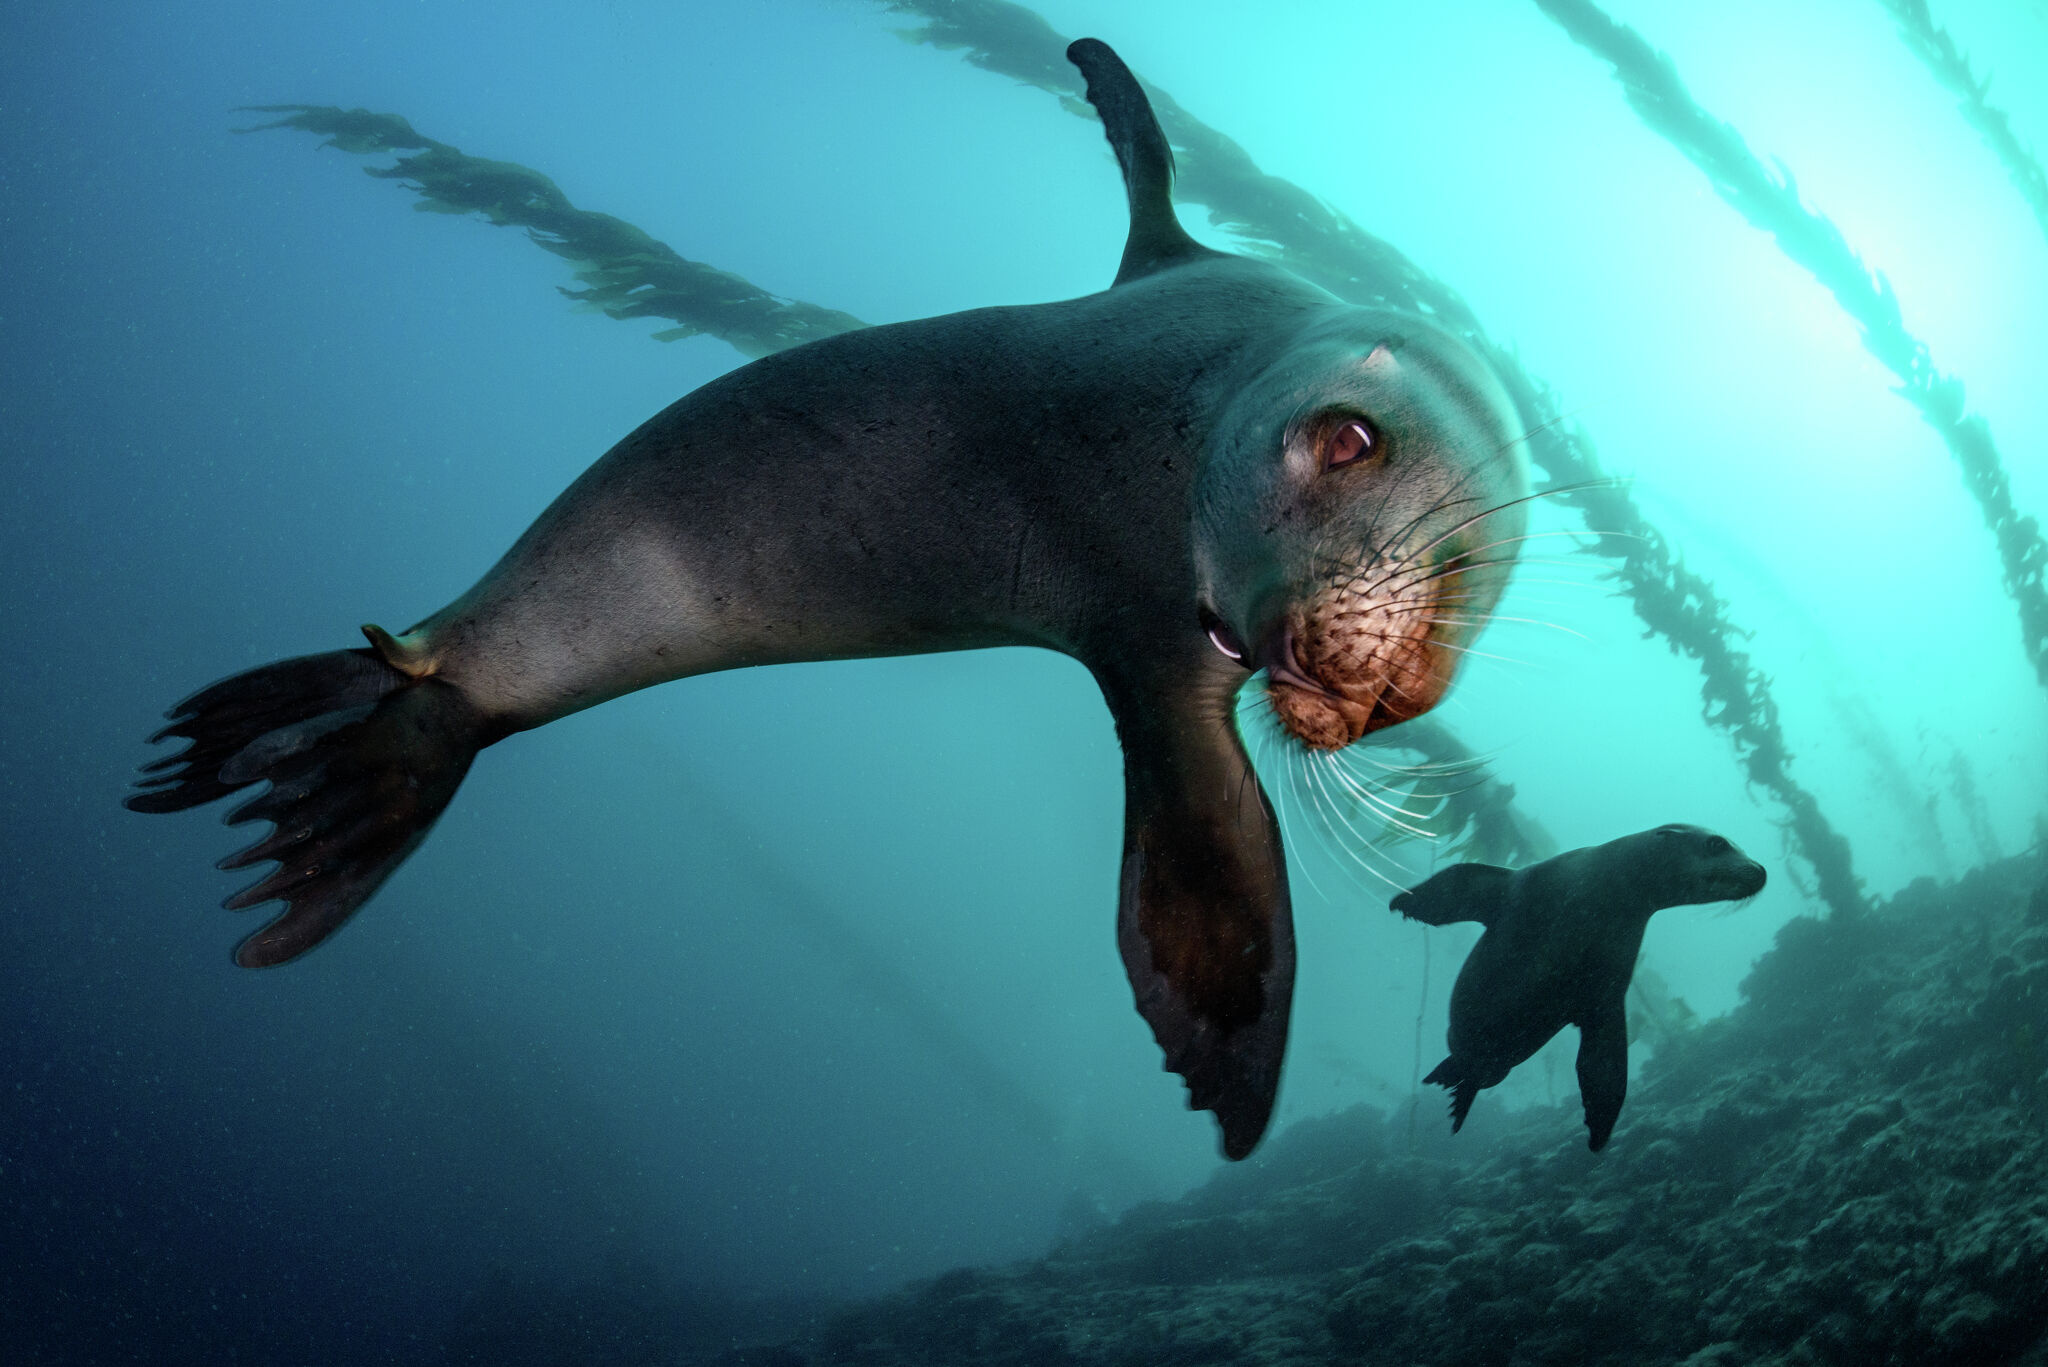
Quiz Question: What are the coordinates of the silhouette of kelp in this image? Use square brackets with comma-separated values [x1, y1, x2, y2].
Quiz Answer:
[1879, 0, 2048, 248]
[1535, 0, 2048, 700]
[234, 106, 866, 358]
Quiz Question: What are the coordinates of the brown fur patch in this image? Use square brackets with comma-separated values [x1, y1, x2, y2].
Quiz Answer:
[1268, 572, 1449, 749]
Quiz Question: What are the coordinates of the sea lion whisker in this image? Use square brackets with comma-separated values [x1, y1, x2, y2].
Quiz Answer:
[1342, 746, 1490, 778]
[1302, 754, 1419, 886]
[1279, 747, 1337, 904]
[1393, 553, 1553, 591]
[1310, 447, 1507, 578]
[1423, 638, 1537, 669]
[1402, 483, 1615, 569]
[1482, 405, 1605, 459]
[1316, 753, 1441, 836]
[1409, 556, 1591, 587]
[1430, 528, 1609, 563]
[1333, 416, 1505, 564]
[1321, 481, 1580, 593]
[1413, 613, 1589, 641]
[1309, 742, 1428, 807]
[1455, 575, 1605, 597]
[1345, 736, 1501, 789]
[1406, 589, 1593, 617]
[1339, 527, 1581, 599]
[1351, 481, 1622, 594]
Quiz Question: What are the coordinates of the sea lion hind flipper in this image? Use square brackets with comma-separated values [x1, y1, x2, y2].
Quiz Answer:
[1107, 684, 1293, 1161]
[127, 646, 489, 967]
[1065, 38, 1209, 285]
[1422, 1055, 1479, 1133]
[1576, 1007, 1628, 1152]
[1390, 861, 1515, 927]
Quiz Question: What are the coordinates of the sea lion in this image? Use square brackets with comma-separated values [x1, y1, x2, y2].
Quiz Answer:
[1393, 824, 1767, 1150]
[127, 40, 1532, 1159]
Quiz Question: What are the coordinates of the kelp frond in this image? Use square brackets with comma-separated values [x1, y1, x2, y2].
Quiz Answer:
[238, 105, 865, 358]
[1535, 0, 2048, 699]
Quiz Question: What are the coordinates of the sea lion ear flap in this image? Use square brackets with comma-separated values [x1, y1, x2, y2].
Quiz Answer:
[1390, 862, 1515, 928]
[1066, 38, 1212, 285]
[1100, 674, 1293, 1161]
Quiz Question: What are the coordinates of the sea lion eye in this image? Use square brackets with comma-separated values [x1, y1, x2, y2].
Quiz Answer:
[1322, 418, 1378, 471]
[1198, 607, 1250, 667]
[1705, 835, 1732, 854]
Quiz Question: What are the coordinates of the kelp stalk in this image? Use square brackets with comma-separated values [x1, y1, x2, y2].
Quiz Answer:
[1879, 0, 2048, 247]
[235, 106, 865, 357]
[1534, 0, 2048, 692]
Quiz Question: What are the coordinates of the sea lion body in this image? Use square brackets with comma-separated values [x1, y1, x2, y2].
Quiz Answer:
[400, 256, 1334, 728]
[1393, 824, 1767, 1150]
[130, 41, 1532, 1159]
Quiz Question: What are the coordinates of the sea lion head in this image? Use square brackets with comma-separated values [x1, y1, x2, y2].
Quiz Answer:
[1193, 311, 1531, 750]
[1627, 824, 1770, 907]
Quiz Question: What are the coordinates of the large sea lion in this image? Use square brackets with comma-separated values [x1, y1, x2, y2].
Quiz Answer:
[1393, 824, 1768, 1150]
[128, 40, 1532, 1159]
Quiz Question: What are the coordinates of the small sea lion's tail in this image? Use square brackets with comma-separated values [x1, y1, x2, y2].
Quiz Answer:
[126, 632, 492, 967]
[1422, 1056, 1480, 1134]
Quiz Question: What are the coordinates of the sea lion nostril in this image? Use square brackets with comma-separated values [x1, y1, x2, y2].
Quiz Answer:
[1258, 624, 1311, 687]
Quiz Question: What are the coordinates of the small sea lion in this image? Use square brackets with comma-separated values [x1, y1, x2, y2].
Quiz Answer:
[128, 40, 1532, 1158]
[1392, 824, 1766, 1150]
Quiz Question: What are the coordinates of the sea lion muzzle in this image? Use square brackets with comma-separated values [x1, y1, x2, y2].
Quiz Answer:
[1261, 575, 1456, 750]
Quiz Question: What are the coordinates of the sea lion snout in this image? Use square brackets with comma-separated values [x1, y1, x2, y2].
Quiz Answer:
[1260, 590, 1449, 750]
[1652, 825, 1768, 906]
[1721, 857, 1768, 900]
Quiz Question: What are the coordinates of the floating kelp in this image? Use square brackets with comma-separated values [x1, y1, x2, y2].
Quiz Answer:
[1879, 0, 2048, 247]
[234, 106, 866, 357]
[1534, 0, 2048, 697]
[880, 2, 1864, 913]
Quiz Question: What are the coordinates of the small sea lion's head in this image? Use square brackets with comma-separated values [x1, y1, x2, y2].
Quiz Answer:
[1637, 824, 1769, 906]
[1194, 312, 1530, 750]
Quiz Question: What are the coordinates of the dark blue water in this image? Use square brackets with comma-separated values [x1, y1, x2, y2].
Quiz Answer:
[5, 1, 2045, 1362]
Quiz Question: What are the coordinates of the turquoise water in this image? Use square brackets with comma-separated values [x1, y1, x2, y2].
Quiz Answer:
[4, 0, 2045, 1360]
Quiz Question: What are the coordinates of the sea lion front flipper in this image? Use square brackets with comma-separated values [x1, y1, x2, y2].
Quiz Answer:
[1575, 1005, 1629, 1152]
[1065, 38, 1213, 285]
[1101, 674, 1292, 1160]
[1390, 862, 1515, 927]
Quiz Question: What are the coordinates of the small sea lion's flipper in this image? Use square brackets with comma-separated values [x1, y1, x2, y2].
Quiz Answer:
[1390, 862, 1515, 927]
[1066, 38, 1213, 286]
[1576, 1006, 1629, 1152]
[126, 635, 491, 967]
[1423, 1055, 1480, 1133]
[1101, 674, 1292, 1160]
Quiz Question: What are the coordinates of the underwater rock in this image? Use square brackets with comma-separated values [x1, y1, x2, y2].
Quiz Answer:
[727, 846, 2048, 1366]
